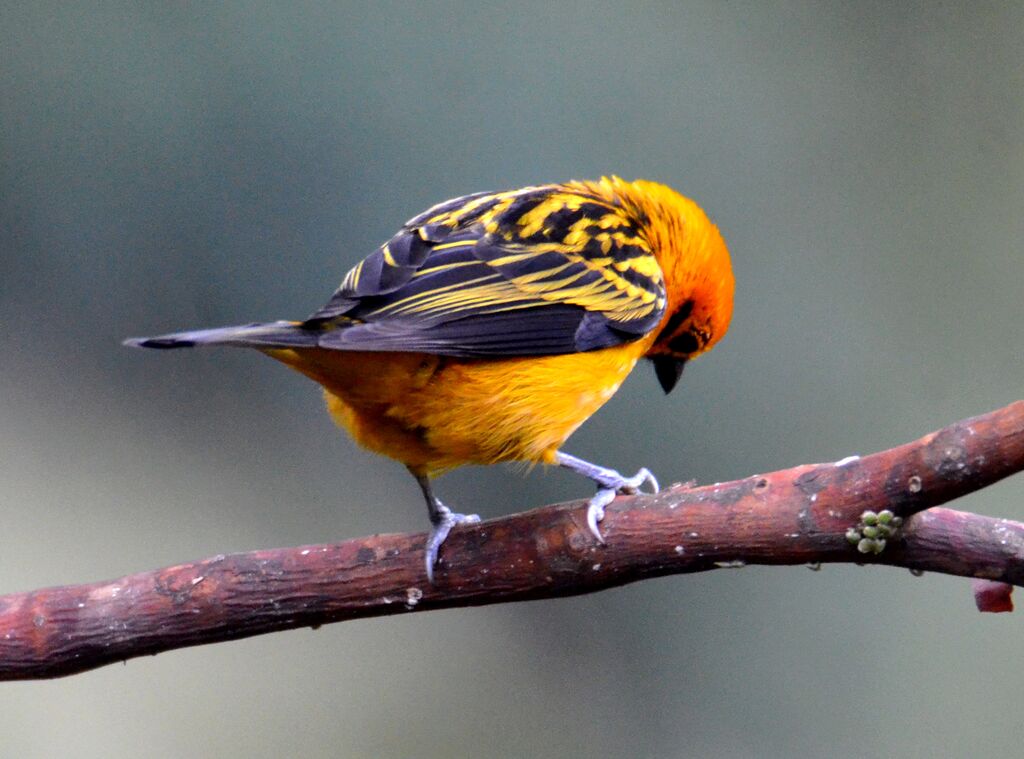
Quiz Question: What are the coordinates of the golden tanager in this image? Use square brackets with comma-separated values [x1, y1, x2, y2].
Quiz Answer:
[127, 177, 735, 580]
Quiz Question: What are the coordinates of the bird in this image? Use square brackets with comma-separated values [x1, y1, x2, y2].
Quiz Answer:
[126, 176, 735, 581]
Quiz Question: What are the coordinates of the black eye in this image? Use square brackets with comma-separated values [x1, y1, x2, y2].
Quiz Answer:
[667, 330, 699, 355]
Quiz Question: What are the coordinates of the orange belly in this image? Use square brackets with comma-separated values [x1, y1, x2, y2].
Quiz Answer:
[264, 343, 650, 476]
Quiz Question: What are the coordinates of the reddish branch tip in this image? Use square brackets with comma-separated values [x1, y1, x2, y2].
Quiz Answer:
[972, 579, 1014, 613]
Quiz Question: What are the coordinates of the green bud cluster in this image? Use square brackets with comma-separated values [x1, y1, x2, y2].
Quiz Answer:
[845, 510, 903, 554]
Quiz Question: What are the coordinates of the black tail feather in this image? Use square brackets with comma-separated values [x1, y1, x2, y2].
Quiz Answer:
[124, 321, 317, 350]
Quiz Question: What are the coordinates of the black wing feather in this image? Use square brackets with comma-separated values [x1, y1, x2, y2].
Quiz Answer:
[306, 186, 666, 357]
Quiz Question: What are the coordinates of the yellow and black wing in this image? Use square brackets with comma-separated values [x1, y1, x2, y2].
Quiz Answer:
[304, 184, 667, 357]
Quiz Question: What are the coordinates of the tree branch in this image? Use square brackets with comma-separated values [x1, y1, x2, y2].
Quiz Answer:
[2, 401, 1023, 680]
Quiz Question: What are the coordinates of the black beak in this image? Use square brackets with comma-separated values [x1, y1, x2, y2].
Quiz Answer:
[652, 356, 687, 394]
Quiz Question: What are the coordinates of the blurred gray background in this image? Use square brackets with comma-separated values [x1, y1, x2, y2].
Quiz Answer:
[2, 2, 1022, 757]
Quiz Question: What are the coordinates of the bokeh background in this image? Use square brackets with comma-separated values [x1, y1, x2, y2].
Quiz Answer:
[2, 2, 1023, 757]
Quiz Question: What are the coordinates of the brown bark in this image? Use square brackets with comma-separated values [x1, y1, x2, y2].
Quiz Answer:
[1, 401, 1022, 680]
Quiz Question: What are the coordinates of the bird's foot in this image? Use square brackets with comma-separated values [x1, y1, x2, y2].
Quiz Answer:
[584, 467, 660, 543]
[554, 452, 659, 544]
[425, 503, 480, 583]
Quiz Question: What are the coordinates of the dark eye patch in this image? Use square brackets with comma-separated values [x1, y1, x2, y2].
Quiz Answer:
[654, 299, 694, 345]
[667, 330, 700, 355]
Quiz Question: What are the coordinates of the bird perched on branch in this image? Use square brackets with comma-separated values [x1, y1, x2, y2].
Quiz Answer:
[127, 177, 735, 580]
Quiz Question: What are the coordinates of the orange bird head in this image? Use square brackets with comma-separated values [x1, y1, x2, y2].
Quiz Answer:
[577, 177, 735, 393]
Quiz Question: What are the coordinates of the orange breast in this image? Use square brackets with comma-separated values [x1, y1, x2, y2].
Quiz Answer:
[264, 341, 651, 476]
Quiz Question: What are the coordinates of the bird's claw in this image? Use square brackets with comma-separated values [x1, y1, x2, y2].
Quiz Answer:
[585, 467, 660, 543]
[615, 467, 659, 495]
[425, 506, 480, 583]
[586, 489, 616, 543]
